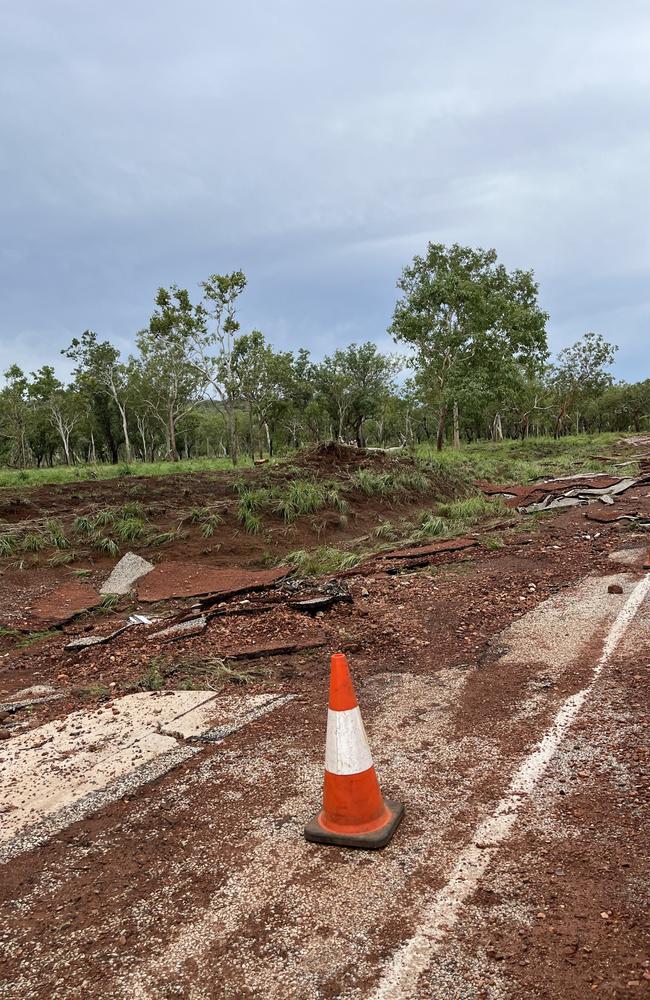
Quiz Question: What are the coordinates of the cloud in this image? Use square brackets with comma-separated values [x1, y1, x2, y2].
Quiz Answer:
[1, 0, 648, 380]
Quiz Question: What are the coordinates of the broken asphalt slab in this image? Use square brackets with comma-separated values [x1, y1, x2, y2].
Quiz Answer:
[222, 636, 327, 660]
[137, 563, 290, 603]
[100, 552, 154, 595]
[27, 581, 103, 627]
[380, 537, 478, 560]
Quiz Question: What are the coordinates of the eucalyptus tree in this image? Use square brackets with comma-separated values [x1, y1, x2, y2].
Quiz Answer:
[29, 366, 81, 465]
[231, 330, 293, 457]
[138, 286, 206, 461]
[184, 271, 248, 465]
[390, 243, 548, 449]
[549, 332, 617, 436]
[0, 366, 32, 466]
[64, 331, 134, 463]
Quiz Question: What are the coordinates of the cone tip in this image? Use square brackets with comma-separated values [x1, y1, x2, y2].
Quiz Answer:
[329, 651, 357, 711]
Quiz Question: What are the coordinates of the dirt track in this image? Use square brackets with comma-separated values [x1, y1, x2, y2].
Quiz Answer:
[0, 474, 649, 998]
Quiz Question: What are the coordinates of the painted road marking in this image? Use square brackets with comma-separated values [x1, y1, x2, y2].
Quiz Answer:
[367, 572, 650, 1000]
[0, 692, 293, 863]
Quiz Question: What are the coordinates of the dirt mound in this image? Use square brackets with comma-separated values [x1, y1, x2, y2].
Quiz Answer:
[294, 441, 396, 471]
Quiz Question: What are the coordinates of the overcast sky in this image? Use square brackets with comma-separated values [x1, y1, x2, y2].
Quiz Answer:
[1, 1, 649, 381]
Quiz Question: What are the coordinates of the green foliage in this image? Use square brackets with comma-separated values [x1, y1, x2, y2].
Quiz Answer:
[350, 468, 432, 497]
[77, 683, 111, 700]
[113, 517, 147, 541]
[21, 531, 48, 552]
[239, 509, 263, 534]
[147, 527, 188, 545]
[91, 534, 120, 556]
[371, 520, 398, 540]
[44, 518, 70, 548]
[0, 534, 18, 557]
[201, 513, 223, 537]
[282, 546, 361, 575]
[48, 549, 78, 566]
[273, 480, 347, 522]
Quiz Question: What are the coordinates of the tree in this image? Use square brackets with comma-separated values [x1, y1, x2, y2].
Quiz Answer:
[231, 331, 293, 457]
[29, 367, 81, 465]
[390, 243, 548, 449]
[549, 332, 617, 437]
[138, 287, 205, 460]
[186, 271, 247, 465]
[64, 331, 134, 463]
[0, 366, 31, 467]
[318, 343, 399, 447]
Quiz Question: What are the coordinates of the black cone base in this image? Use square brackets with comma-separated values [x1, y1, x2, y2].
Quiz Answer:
[304, 799, 404, 850]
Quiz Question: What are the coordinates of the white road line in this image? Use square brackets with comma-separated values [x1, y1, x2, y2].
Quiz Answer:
[368, 573, 650, 1000]
[0, 693, 294, 864]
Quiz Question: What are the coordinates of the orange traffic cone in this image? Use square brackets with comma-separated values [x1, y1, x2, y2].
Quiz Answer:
[304, 652, 404, 849]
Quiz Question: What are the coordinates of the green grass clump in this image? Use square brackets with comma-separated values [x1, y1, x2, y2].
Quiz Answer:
[44, 519, 70, 549]
[187, 506, 224, 537]
[239, 509, 263, 534]
[0, 535, 18, 557]
[21, 531, 48, 553]
[282, 546, 361, 576]
[90, 534, 120, 557]
[351, 467, 432, 497]
[113, 516, 147, 542]
[201, 513, 223, 537]
[147, 528, 189, 546]
[273, 480, 347, 522]
[19, 629, 57, 648]
[73, 514, 96, 536]
[77, 683, 111, 700]
[371, 520, 398, 540]
[48, 549, 78, 566]
[411, 512, 447, 541]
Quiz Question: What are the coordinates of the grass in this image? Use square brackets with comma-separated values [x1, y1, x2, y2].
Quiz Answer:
[131, 655, 268, 692]
[187, 506, 224, 537]
[0, 456, 258, 489]
[113, 516, 147, 542]
[0, 534, 18, 556]
[350, 468, 432, 497]
[282, 546, 362, 575]
[18, 629, 58, 648]
[76, 683, 111, 700]
[416, 433, 628, 485]
[21, 531, 48, 552]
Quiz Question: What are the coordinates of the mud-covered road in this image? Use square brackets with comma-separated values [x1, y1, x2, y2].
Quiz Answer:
[1, 501, 649, 998]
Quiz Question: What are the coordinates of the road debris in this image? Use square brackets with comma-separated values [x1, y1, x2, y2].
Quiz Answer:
[381, 537, 478, 560]
[100, 552, 154, 595]
[223, 636, 326, 661]
[480, 474, 648, 513]
[27, 581, 102, 627]
[150, 615, 208, 641]
[138, 563, 290, 603]
[65, 624, 134, 651]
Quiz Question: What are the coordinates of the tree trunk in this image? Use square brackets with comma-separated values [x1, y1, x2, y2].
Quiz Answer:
[118, 404, 131, 463]
[248, 403, 255, 460]
[492, 412, 503, 441]
[168, 410, 179, 461]
[226, 404, 238, 465]
[263, 421, 272, 457]
[452, 400, 460, 449]
[436, 403, 447, 452]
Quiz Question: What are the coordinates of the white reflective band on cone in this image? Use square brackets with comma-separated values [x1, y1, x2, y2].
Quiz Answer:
[325, 706, 374, 775]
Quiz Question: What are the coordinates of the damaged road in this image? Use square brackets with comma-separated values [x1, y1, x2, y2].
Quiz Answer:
[0, 453, 649, 1000]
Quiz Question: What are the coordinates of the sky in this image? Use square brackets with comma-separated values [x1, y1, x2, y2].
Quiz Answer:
[1, 0, 649, 382]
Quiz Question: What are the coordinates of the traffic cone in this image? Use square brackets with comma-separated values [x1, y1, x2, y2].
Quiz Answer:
[304, 652, 404, 849]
